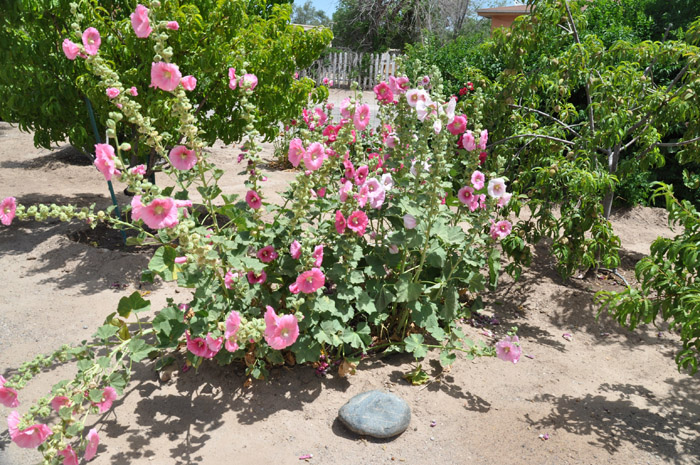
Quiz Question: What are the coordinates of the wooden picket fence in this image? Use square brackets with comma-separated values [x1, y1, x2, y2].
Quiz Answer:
[301, 51, 399, 90]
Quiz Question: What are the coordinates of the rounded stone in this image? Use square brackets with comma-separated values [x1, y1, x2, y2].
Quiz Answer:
[338, 390, 411, 438]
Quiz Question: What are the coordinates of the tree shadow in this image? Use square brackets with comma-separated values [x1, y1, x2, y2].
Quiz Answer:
[524, 377, 700, 462]
[0, 144, 92, 169]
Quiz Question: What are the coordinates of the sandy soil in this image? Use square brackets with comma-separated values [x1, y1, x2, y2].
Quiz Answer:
[0, 118, 698, 465]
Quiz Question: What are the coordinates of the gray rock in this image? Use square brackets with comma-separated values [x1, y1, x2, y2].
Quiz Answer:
[338, 390, 411, 438]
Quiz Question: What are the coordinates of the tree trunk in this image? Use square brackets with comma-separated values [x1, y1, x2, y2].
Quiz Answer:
[603, 146, 620, 219]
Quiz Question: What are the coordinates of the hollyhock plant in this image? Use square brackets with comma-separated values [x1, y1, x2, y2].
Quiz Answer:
[389, 75, 410, 94]
[181, 75, 197, 91]
[373, 81, 394, 104]
[167, 21, 179, 30]
[303, 142, 325, 171]
[339, 180, 353, 202]
[353, 104, 371, 131]
[130, 4, 152, 38]
[461, 131, 476, 151]
[447, 115, 467, 135]
[288, 138, 305, 167]
[206, 334, 223, 354]
[496, 335, 522, 363]
[95, 387, 117, 413]
[239, 73, 258, 90]
[247, 271, 267, 284]
[347, 211, 368, 235]
[264, 306, 300, 350]
[478, 129, 489, 150]
[403, 214, 417, 229]
[224, 270, 239, 289]
[0, 376, 19, 407]
[150, 62, 182, 92]
[169, 145, 198, 170]
[290, 240, 302, 259]
[129, 86, 138, 96]
[295, 268, 325, 294]
[84, 429, 99, 461]
[131, 196, 180, 229]
[1, 197, 17, 226]
[339, 97, 352, 119]
[58, 445, 79, 465]
[487, 178, 507, 199]
[245, 190, 262, 209]
[224, 311, 241, 352]
[7, 411, 52, 449]
[471, 171, 485, 190]
[354, 165, 369, 186]
[312, 245, 324, 266]
[82, 27, 101, 55]
[186, 332, 217, 359]
[490, 220, 513, 240]
[228, 68, 237, 90]
[94, 143, 121, 181]
[62, 39, 80, 60]
[257, 245, 278, 263]
[335, 210, 347, 234]
[50, 396, 72, 413]
[106, 87, 120, 99]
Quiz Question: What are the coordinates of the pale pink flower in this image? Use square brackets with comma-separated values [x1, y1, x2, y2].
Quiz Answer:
[205, 333, 223, 354]
[420, 75, 431, 86]
[62, 39, 80, 60]
[389, 75, 410, 94]
[381, 173, 394, 190]
[405, 89, 428, 108]
[365, 178, 385, 209]
[239, 73, 258, 90]
[478, 129, 489, 150]
[168, 145, 197, 170]
[186, 331, 217, 358]
[497, 192, 512, 208]
[0, 376, 19, 407]
[94, 387, 117, 413]
[373, 81, 394, 104]
[131, 196, 179, 229]
[487, 177, 507, 199]
[289, 282, 300, 294]
[264, 307, 299, 350]
[129, 164, 146, 175]
[57, 445, 79, 465]
[343, 155, 355, 179]
[50, 396, 71, 413]
[490, 220, 512, 240]
[445, 96, 456, 123]
[295, 268, 326, 294]
[7, 411, 52, 449]
[347, 211, 368, 235]
[224, 311, 241, 352]
[461, 131, 476, 151]
[228, 68, 237, 90]
[94, 143, 121, 181]
[471, 171, 485, 190]
[181, 75, 197, 91]
[339, 180, 353, 203]
[312, 245, 324, 266]
[167, 21, 180, 30]
[245, 190, 262, 209]
[353, 104, 370, 131]
[129, 86, 138, 96]
[290, 240, 302, 259]
[458, 186, 475, 206]
[82, 28, 101, 55]
[288, 138, 305, 167]
[354, 165, 369, 186]
[355, 184, 369, 208]
[335, 210, 346, 234]
[150, 62, 182, 92]
[403, 214, 417, 229]
[224, 270, 239, 289]
[447, 115, 467, 135]
[84, 428, 99, 461]
[433, 119, 442, 134]
[247, 270, 267, 284]
[0, 197, 17, 226]
[130, 4, 152, 38]
[303, 142, 325, 171]
[257, 245, 278, 263]
[495, 335, 521, 363]
[339, 97, 352, 118]
[174, 256, 187, 264]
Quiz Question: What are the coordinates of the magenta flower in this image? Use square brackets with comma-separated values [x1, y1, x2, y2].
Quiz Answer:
[167, 21, 180, 30]
[487, 177, 507, 199]
[295, 268, 325, 294]
[245, 190, 262, 210]
[303, 142, 325, 171]
[458, 186, 475, 206]
[264, 307, 299, 350]
[1, 197, 17, 226]
[84, 428, 99, 461]
[317, 187, 326, 198]
[447, 115, 467, 135]
[471, 171, 485, 190]
[355, 165, 369, 186]
[130, 4, 152, 38]
[335, 210, 347, 234]
[257, 245, 278, 263]
[150, 62, 182, 92]
[94, 143, 121, 181]
[131, 196, 179, 229]
[373, 81, 394, 104]
[290, 240, 302, 259]
[288, 138, 305, 167]
[94, 387, 117, 413]
[347, 211, 368, 235]
[50, 395, 71, 413]
[239, 73, 258, 90]
[7, 411, 52, 449]
[478, 129, 489, 150]
[181, 75, 197, 91]
[389, 75, 410, 94]
[312, 245, 324, 266]
[82, 27, 101, 55]
[57, 445, 79, 465]
[461, 131, 476, 151]
[247, 270, 267, 284]
[224, 311, 241, 352]
[403, 214, 417, 230]
[106, 87, 120, 99]
[0, 376, 19, 407]
[129, 86, 138, 96]
[169, 145, 198, 170]
[353, 104, 371, 131]
[185, 331, 217, 359]
[490, 220, 512, 240]
[495, 335, 521, 363]
[62, 39, 80, 60]
[228, 67, 237, 90]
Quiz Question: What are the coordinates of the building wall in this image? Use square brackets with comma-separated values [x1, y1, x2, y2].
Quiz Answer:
[490, 13, 522, 31]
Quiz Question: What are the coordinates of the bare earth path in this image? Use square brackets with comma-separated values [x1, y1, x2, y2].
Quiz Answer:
[0, 121, 698, 465]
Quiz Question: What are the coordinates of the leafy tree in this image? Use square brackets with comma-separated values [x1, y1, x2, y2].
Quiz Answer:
[292, 0, 331, 26]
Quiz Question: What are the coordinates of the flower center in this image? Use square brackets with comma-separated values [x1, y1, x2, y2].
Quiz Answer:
[154, 205, 164, 215]
[164, 71, 171, 79]
[281, 328, 289, 338]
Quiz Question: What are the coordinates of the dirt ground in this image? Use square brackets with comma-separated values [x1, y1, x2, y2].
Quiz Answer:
[0, 117, 698, 465]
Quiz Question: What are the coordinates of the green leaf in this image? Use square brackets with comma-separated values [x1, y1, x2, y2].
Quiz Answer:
[292, 335, 321, 364]
[94, 324, 118, 341]
[404, 334, 428, 358]
[357, 291, 377, 315]
[117, 291, 151, 318]
[395, 276, 422, 303]
[403, 364, 430, 385]
[107, 372, 129, 395]
[488, 248, 501, 290]
[128, 338, 153, 362]
[439, 350, 457, 367]
[149, 246, 179, 281]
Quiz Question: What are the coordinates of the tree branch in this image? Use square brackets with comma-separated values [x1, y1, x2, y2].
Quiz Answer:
[509, 104, 581, 137]
[564, 0, 595, 133]
[487, 133, 575, 148]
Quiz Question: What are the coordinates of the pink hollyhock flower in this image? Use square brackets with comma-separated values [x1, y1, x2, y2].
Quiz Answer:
[1, 197, 17, 226]
[129, 86, 138, 96]
[181, 75, 197, 91]
[62, 39, 80, 60]
[471, 171, 485, 190]
[313, 106, 327, 127]
[461, 131, 476, 151]
[224, 270, 240, 289]
[94, 143, 120, 181]
[174, 256, 187, 265]
[323, 124, 340, 144]
[355, 184, 369, 208]
[130, 4, 152, 38]
[373, 81, 394, 104]
[478, 129, 489, 150]
[347, 211, 368, 235]
[447, 115, 467, 135]
[295, 268, 325, 294]
[84, 428, 99, 461]
[353, 104, 371, 131]
[168, 145, 197, 170]
[403, 214, 417, 229]
[355, 165, 369, 186]
[335, 210, 346, 234]
[228, 68, 237, 90]
[389, 75, 410, 94]
[224, 311, 241, 352]
[490, 219, 512, 240]
[0, 376, 19, 407]
[239, 73, 258, 90]
[497, 192, 513, 208]
[288, 138, 305, 167]
[420, 75, 431, 86]
[7, 411, 52, 449]
[303, 142, 325, 171]
[479, 151, 488, 165]
[339, 97, 352, 118]
[150, 62, 182, 92]
[129, 164, 146, 175]
[487, 177, 507, 199]
[82, 27, 101, 55]
[495, 335, 521, 363]
[317, 187, 326, 198]
[247, 270, 267, 284]
[245, 190, 262, 209]
[289, 282, 300, 294]
[381, 173, 394, 190]
[458, 186, 475, 206]
[131, 196, 179, 229]
[290, 240, 302, 259]
[206, 333, 223, 354]
[312, 245, 324, 266]
[433, 119, 442, 134]
[406, 89, 428, 108]
[50, 396, 71, 413]
[365, 178, 385, 208]
[257, 245, 278, 263]
[264, 307, 299, 350]
[94, 387, 117, 413]
[445, 97, 456, 123]
[57, 445, 79, 465]
[186, 332, 217, 358]
[339, 180, 353, 203]
[342, 155, 355, 179]
[167, 21, 179, 30]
